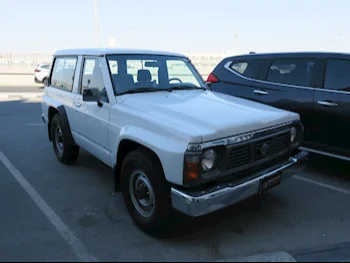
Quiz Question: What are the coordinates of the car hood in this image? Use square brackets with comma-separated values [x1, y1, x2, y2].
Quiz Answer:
[118, 90, 299, 143]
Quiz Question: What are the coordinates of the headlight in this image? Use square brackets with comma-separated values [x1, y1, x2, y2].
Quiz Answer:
[290, 127, 297, 143]
[202, 149, 217, 171]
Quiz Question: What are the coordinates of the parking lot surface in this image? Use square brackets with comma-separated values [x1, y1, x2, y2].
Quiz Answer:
[1, 98, 350, 262]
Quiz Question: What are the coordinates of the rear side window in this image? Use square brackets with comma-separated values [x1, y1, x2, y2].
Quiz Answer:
[41, 65, 50, 69]
[324, 59, 350, 92]
[50, 57, 77, 92]
[229, 59, 269, 80]
[266, 58, 315, 87]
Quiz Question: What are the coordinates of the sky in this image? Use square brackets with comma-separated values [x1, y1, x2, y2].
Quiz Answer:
[0, 0, 349, 55]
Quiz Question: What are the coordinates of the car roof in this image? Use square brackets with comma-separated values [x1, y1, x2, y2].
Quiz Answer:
[53, 48, 187, 58]
[225, 51, 350, 60]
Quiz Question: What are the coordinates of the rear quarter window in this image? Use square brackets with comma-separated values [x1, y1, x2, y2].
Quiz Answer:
[50, 57, 77, 92]
[228, 59, 270, 80]
[41, 65, 50, 70]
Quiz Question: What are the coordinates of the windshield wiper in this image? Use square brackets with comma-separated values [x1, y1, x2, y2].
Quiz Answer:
[118, 87, 172, 95]
[168, 85, 206, 91]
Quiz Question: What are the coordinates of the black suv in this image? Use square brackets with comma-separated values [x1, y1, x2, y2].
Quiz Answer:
[207, 52, 350, 161]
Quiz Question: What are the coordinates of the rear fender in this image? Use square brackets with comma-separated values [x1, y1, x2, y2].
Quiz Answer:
[56, 105, 77, 146]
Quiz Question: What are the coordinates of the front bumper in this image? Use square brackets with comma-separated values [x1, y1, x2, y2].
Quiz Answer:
[171, 150, 309, 217]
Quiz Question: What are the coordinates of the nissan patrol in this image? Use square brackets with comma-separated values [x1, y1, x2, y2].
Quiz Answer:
[41, 48, 308, 235]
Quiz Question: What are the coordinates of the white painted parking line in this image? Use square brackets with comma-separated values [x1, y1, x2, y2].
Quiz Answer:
[294, 175, 350, 195]
[0, 151, 97, 262]
[216, 251, 297, 262]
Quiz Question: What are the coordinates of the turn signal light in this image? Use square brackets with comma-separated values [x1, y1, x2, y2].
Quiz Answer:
[184, 155, 200, 181]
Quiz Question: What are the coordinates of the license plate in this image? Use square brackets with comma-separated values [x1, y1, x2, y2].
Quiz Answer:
[260, 172, 282, 193]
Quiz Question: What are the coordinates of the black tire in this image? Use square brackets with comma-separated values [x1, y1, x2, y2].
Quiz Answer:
[43, 78, 48, 87]
[50, 114, 79, 165]
[120, 148, 173, 236]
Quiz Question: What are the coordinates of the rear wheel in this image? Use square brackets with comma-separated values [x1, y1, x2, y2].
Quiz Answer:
[50, 114, 79, 165]
[43, 78, 48, 87]
[120, 148, 173, 236]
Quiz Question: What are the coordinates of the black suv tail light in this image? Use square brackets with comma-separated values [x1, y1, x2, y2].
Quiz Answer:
[207, 73, 219, 83]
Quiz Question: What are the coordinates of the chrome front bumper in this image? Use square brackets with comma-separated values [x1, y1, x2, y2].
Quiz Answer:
[171, 150, 309, 217]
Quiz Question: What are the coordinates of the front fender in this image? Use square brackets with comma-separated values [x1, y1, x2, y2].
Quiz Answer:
[111, 125, 189, 186]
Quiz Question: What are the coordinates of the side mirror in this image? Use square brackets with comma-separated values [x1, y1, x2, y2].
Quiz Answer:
[82, 88, 103, 107]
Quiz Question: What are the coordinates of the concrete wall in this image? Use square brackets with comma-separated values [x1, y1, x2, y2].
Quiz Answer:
[0, 75, 42, 87]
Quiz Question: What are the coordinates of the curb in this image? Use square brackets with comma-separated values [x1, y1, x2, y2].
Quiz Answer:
[290, 241, 350, 262]
[0, 92, 43, 102]
[216, 251, 297, 262]
[216, 241, 350, 262]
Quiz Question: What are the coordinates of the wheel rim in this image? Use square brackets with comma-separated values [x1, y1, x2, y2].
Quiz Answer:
[55, 126, 64, 155]
[129, 170, 155, 218]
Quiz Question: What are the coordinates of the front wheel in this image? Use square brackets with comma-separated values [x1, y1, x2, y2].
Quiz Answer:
[120, 148, 173, 236]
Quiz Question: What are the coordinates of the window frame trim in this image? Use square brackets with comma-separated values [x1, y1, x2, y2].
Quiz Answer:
[224, 60, 350, 95]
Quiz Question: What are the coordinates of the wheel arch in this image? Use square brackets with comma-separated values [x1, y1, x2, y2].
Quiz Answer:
[114, 139, 166, 185]
[48, 105, 76, 146]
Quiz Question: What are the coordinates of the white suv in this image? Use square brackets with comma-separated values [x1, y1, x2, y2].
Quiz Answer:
[41, 48, 309, 235]
[34, 63, 51, 85]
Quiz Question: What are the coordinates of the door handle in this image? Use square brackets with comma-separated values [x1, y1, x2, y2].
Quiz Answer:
[254, 89, 268, 95]
[317, 101, 338, 107]
[74, 102, 81, 108]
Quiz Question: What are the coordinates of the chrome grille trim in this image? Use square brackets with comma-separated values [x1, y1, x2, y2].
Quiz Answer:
[187, 121, 293, 152]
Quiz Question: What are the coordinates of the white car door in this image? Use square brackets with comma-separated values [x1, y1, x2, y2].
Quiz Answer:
[72, 56, 111, 166]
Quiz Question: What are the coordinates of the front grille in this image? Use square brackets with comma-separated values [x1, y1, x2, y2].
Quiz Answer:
[227, 131, 290, 170]
[254, 137, 274, 161]
[274, 132, 290, 153]
[227, 144, 250, 170]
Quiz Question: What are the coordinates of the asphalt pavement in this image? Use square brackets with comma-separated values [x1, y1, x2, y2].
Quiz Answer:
[1, 99, 350, 262]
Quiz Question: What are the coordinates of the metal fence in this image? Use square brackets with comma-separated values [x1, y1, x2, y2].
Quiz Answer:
[0, 52, 228, 77]
[0, 53, 52, 70]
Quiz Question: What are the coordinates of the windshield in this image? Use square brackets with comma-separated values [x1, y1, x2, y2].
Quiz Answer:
[106, 54, 207, 95]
